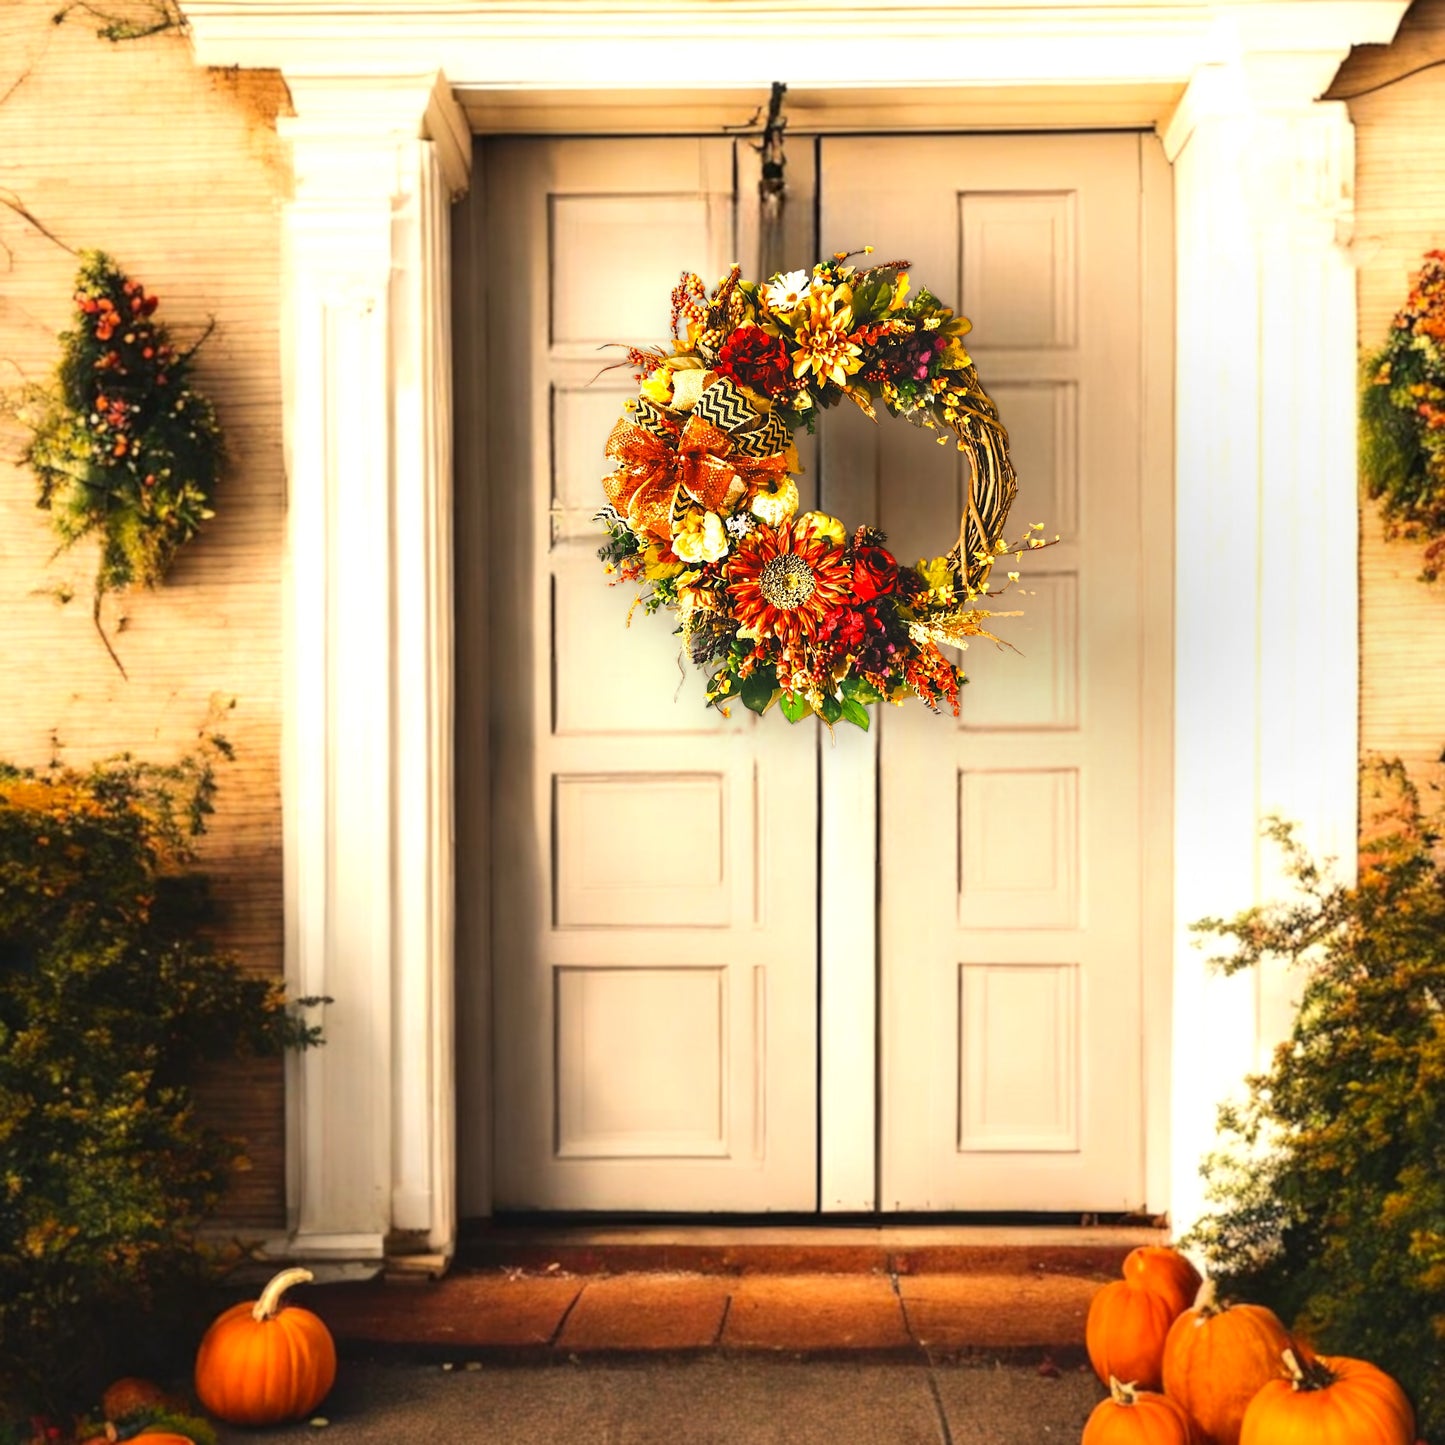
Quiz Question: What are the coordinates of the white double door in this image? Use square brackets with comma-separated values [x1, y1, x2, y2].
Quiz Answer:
[486, 130, 1165, 1213]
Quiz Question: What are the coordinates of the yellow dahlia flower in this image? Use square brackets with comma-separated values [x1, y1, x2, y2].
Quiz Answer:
[791, 297, 863, 387]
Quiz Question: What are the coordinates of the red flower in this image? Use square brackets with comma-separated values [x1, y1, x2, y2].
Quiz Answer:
[717, 325, 793, 396]
[852, 543, 898, 601]
[821, 606, 866, 650]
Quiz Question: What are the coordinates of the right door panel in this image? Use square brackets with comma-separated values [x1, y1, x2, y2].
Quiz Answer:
[823, 133, 1160, 1211]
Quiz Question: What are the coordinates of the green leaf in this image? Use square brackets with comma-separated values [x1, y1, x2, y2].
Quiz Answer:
[840, 697, 870, 731]
[851, 277, 888, 321]
[819, 693, 843, 725]
[840, 675, 882, 706]
[780, 692, 812, 724]
[740, 666, 778, 715]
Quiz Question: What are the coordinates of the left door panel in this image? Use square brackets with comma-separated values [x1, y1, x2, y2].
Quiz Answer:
[486, 138, 819, 1212]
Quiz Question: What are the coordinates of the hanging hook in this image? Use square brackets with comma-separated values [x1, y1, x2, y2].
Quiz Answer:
[757, 82, 787, 278]
[757, 81, 788, 196]
[723, 83, 789, 277]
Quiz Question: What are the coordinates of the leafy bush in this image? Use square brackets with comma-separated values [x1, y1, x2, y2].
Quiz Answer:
[1186, 761, 1445, 1440]
[0, 741, 320, 1420]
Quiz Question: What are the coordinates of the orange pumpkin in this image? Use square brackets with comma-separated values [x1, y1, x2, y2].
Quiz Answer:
[1123, 1247, 1204, 1319]
[1087, 1278, 1179, 1391]
[132, 1435, 199, 1444]
[194, 1266, 336, 1426]
[1084, 1375, 1202, 1444]
[101, 1375, 166, 1420]
[1240, 1348, 1416, 1445]
[1161, 1280, 1293, 1445]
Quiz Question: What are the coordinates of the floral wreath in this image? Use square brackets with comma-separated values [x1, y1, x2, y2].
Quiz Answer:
[1361, 248, 1445, 583]
[597, 250, 1051, 727]
[14, 250, 222, 677]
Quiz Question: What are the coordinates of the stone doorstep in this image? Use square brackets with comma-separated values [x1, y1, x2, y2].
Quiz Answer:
[454, 1222, 1165, 1280]
[306, 1269, 1106, 1363]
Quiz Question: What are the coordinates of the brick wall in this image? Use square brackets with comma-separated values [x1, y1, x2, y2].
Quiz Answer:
[0, 1, 289, 1227]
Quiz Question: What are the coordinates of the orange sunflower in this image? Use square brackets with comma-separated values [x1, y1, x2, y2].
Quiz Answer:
[726, 520, 854, 650]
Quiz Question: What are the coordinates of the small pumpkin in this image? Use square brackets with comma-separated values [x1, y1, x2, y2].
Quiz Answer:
[101, 1376, 166, 1420]
[131, 1434, 199, 1445]
[1123, 1246, 1204, 1319]
[1083, 1375, 1202, 1444]
[1161, 1280, 1292, 1445]
[1240, 1347, 1416, 1445]
[194, 1266, 337, 1426]
[1087, 1278, 1178, 1391]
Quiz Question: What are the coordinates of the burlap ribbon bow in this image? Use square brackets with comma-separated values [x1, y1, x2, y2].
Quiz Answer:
[604, 411, 790, 544]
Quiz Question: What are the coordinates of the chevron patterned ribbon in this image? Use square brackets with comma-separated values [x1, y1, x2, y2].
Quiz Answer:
[733, 406, 791, 459]
[632, 398, 676, 440]
[693, 375, 757, 434]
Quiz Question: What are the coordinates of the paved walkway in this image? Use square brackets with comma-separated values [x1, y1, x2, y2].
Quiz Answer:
[211, 1228, 1140, 1442]
[213, 1355, 1105, 1444]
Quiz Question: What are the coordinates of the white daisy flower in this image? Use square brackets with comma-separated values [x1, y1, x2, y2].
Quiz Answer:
[764, 270, 810, 312]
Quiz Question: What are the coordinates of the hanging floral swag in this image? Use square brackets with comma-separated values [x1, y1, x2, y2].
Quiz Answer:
[597, 250, 1052, 727]
[11, 250, 222, 673]
[1361, 249, 1445, 582]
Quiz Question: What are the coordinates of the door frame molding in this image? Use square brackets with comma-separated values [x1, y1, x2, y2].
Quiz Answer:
[177, 0, 1407, 1255]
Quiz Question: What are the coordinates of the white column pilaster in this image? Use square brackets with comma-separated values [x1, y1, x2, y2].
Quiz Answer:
[278, 74, 468, 1260]
[1162, 58, 1358, 1234]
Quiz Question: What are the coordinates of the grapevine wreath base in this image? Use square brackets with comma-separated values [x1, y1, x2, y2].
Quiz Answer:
[596, 251, 1052, 727]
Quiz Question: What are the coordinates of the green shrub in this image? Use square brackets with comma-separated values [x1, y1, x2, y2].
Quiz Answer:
[1186, 761, 1445, 1440]
[0, 741, 320, 1420]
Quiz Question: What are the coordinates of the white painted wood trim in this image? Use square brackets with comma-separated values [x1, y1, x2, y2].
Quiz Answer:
[184, 2, 1409, 97]
[820, 724, 878, 1212]
[1138, 133, 1178, 1218]
[1164, 70, 1360, 1236]
[277, 78, 466, 1259]
[282, 189, 395, 1253]
[389, 142, 458, 1252]
[451, 176, 494, 1222]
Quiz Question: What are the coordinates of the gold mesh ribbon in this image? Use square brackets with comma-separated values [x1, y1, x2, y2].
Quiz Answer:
[604, 412, 790, 544]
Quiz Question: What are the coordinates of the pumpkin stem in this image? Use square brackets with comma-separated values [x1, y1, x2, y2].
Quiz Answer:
[1108, 1376, 1141, 1406]
[1191, 1277, 1222, 1317]
[252, 1266, 315, 1322]
[1282, 1346, 1338, 1393]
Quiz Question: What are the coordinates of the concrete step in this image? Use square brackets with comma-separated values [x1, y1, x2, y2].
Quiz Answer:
[454, 1222, 1165, 1279]
[307, 1267, 1115, 1364]
[299, 1225, 1170, 1363]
